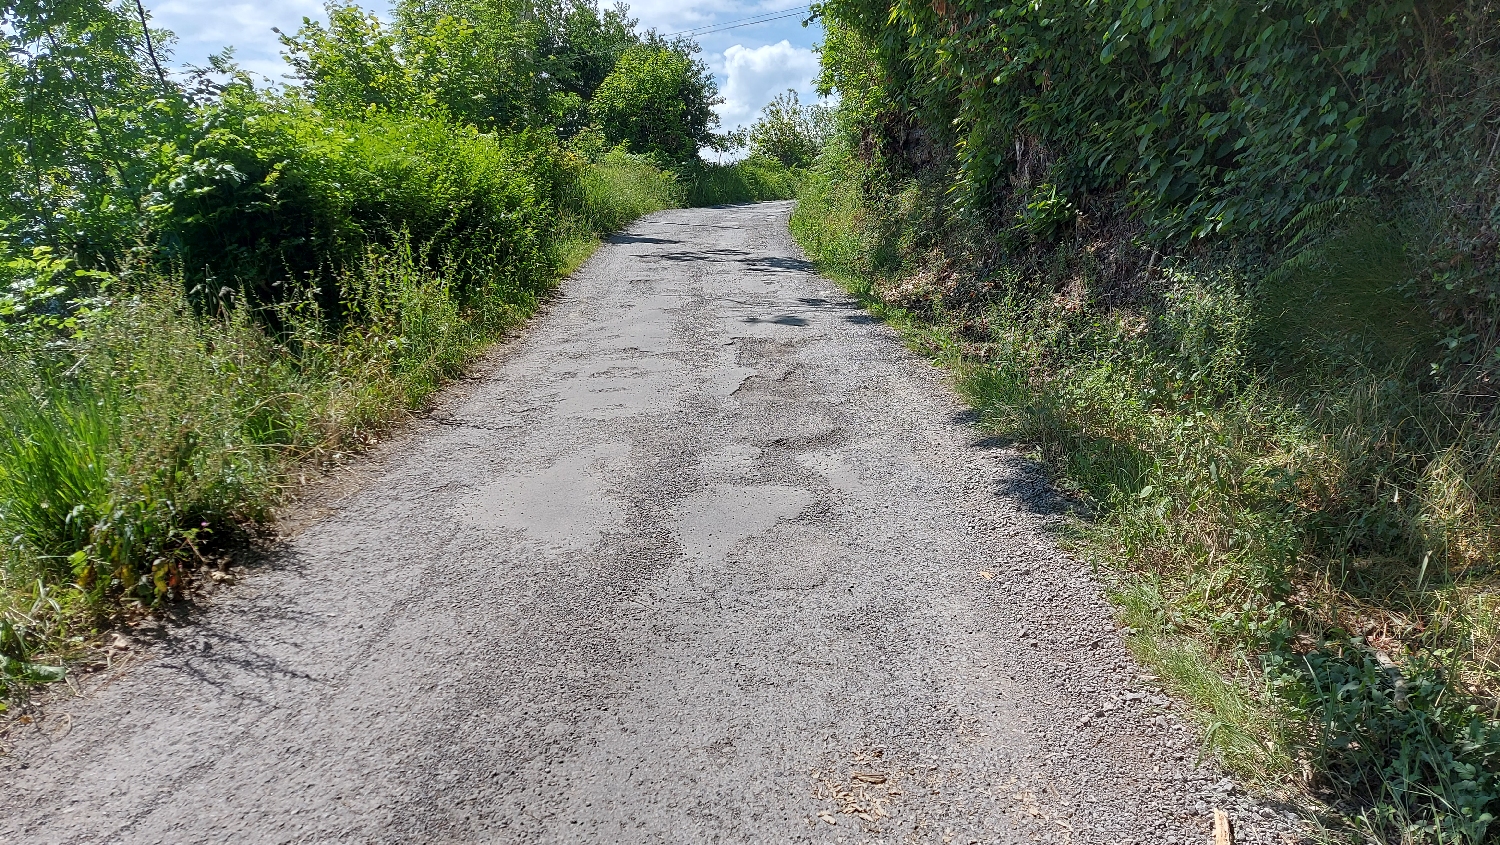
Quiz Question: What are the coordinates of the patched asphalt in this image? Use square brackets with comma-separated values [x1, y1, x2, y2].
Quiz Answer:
[0, 201, 1301, 844]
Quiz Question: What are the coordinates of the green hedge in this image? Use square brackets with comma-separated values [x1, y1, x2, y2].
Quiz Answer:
[819, 0, 1487, 240]
[150, 93, 569, 312]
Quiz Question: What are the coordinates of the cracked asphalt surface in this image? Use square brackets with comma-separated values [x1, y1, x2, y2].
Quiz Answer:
[1, 201, 1301, 844]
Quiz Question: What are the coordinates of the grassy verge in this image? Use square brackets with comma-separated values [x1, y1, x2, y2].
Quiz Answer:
[0, 147, 783, 702]
[790, 150, 1500, 842]
[679, 155, 802, 206]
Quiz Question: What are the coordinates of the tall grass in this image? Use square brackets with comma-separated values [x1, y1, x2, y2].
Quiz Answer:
[551, 148, 681, 273]
[564, 149, 682, 235]
[1, 282, 280, 689]
[679, 156, 801, 206]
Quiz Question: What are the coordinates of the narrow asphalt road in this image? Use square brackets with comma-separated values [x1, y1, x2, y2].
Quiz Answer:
[1, 202, 1296, 844]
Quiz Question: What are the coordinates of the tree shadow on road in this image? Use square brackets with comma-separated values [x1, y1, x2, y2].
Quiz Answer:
[962, 427, 1081, 525]
[739, 256, 814, 273]
[644, 248, 749, 262]
[741, 315, 811, 326]
[606, 233, 682, 245]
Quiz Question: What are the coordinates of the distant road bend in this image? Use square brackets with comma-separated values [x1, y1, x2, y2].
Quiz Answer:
[2, 201, 1296, 844]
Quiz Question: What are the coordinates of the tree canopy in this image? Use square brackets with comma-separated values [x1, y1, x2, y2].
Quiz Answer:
[747, 90, 830, 168]
[278, 0, 723, 162]
[590, 42, 722, 163]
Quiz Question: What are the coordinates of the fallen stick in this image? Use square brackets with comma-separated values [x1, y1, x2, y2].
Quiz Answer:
[1213, 808, 1233, 845]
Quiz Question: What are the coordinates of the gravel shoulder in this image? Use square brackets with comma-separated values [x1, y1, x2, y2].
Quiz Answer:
[1, 201, 1301, 844]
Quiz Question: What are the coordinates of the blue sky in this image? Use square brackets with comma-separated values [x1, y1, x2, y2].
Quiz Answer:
[146, 1, 824, 138]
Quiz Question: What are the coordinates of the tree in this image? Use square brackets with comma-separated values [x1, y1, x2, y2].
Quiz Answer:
[278, 4, 411, 116]
[281, 0, 649, 136]
[281, 0, 551, 132]
[1, 0, 188, 265]
[393, 0, 549, 131]
[747, 89, 829, 168]
[590, 43, 721, 163]
[539, 0, 639, 101]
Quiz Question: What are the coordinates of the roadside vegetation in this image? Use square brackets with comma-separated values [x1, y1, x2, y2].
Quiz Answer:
[791, 2, 1499, 841]
[0, 0, 796, 700]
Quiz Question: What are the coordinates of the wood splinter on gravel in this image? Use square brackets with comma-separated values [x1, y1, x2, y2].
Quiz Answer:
[851, 771, 887, 784]
[1214, 808, 1234, 845]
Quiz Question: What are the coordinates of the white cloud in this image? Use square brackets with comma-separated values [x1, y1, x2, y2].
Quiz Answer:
[715, 40, 819, 132]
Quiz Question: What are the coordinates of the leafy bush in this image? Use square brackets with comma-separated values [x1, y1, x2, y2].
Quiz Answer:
[1269, 642, 1499, 840]
[818, 0, 1444, 239]
[0, 248, 113, 338]
[815, 0, 1500, 381]
[150, 90, 559, 311]
[747, 89, 831, 168]
[591, 44, 722, 163]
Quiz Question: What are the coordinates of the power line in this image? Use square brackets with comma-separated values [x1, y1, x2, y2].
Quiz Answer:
[687, 10, 816, 37]
[663, 6, 808, 36]
[662, 6, 813, 39]
[668, 9, 814, 39]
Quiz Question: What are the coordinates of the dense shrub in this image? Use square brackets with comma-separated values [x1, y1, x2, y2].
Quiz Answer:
[818, 0, 1500, 377]
[822, 0, 1440, 234]
[151, 89, 559, 311]
[591, 44, 722, 164]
